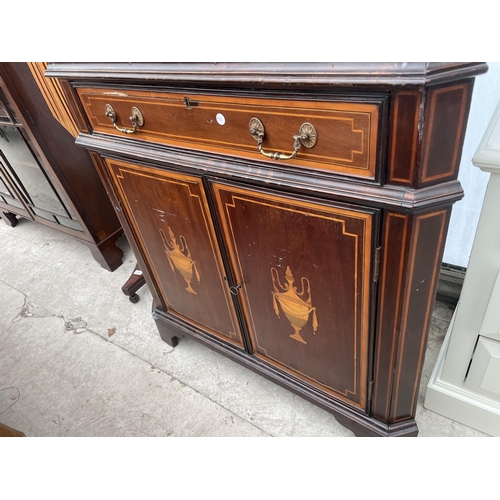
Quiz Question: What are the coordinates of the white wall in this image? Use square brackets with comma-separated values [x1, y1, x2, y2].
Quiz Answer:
[443, 62, 500, 268]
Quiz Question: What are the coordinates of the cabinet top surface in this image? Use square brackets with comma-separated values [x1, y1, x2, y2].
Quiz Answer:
[46, 62, 487, 87]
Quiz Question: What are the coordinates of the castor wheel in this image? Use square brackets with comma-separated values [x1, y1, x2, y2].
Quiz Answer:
[129, 293, 140, 303]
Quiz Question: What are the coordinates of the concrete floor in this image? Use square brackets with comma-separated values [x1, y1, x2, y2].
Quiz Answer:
[0, 217, 489, 437]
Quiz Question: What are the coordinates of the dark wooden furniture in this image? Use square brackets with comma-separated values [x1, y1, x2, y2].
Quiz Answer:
[0, 422, 25, 437]
[0, 63, 123, 271]
[121, 263, 146, 303]
[49, 62, 486, 436]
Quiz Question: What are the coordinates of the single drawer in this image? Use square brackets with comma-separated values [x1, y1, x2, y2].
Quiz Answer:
[77, 87, 382, 179]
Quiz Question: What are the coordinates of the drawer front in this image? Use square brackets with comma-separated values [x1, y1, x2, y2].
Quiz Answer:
[78, 88, 381, 179]
[212, 182, 378, 409]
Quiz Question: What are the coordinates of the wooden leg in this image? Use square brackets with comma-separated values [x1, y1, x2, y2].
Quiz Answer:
[122, 263, 147, 303]
[0, 211, 18, 227]
[152, 308, 181, 347]
[85, 231, 124, 272]
[156, 321, 180, 347]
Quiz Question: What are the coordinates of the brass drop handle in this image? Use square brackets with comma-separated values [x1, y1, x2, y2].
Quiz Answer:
[105, 104, 144, 134]
[249, 117, 317, 160]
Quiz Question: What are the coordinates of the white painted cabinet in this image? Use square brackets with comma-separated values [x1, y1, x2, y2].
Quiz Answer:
[425, 100, 500, 436]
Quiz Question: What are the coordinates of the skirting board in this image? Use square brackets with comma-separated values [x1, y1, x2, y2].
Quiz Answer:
[424, 312, 500, 436]
[436, 263, 466, 305]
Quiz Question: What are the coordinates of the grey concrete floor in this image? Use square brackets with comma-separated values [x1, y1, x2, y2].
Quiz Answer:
[0, 217, 489, 437]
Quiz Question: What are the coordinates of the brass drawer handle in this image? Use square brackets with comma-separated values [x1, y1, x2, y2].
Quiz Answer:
[105, 104, 144, 134]
[249, 117, 317, 160]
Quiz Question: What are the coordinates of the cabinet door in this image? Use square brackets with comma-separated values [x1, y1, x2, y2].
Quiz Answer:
[213, 182, 378, 410]
[0, 154, 31, 217]
[0, 124, 82, 230]
[104, 159, 244, 348]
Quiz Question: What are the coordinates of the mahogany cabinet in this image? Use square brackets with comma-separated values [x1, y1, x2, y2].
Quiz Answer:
[48, 62, 487, 436]
[0, 63, 123, 271]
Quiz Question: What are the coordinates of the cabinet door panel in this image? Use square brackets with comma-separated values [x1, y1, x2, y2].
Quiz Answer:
[213, 183, 377, 409]
[0, 158, 30, 216]
[105, 159, 244, 347]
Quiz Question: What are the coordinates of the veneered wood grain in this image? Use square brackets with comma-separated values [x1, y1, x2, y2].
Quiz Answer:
[419, 82, 473, 186]
[77, 88, 381, 179]
[391, 209, 450, 421]
[27, 62, 80, 138]
[372, 209, 451, 423]
[88, 151, 167, 310]
[50, 62, 485, 436]
[372, 212, 410, 421]
[213, 181, 377, 409]
[104, 159, 244, 347]
[388, 91, 422, 186]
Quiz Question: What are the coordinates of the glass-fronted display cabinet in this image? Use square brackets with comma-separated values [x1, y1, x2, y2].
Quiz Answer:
[0, 63, 123, 271]
[0, 87, 82, 230]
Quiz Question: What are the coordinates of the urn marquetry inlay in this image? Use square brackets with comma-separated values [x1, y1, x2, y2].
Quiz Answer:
[160, 227, 200, 295]
[271, 266, 318, 344]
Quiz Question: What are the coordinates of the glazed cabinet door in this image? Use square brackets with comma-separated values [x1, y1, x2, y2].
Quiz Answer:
[0, 154, 31, 218]
[212, 182, 379, 410]
[103, 158, 244, 348]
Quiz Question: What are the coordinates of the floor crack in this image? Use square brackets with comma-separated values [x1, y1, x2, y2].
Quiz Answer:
[12, 295, 89, 334]
[3, 290, 271, 436]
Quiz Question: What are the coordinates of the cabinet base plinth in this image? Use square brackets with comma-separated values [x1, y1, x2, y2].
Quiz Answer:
[152, 305, 419, 437]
